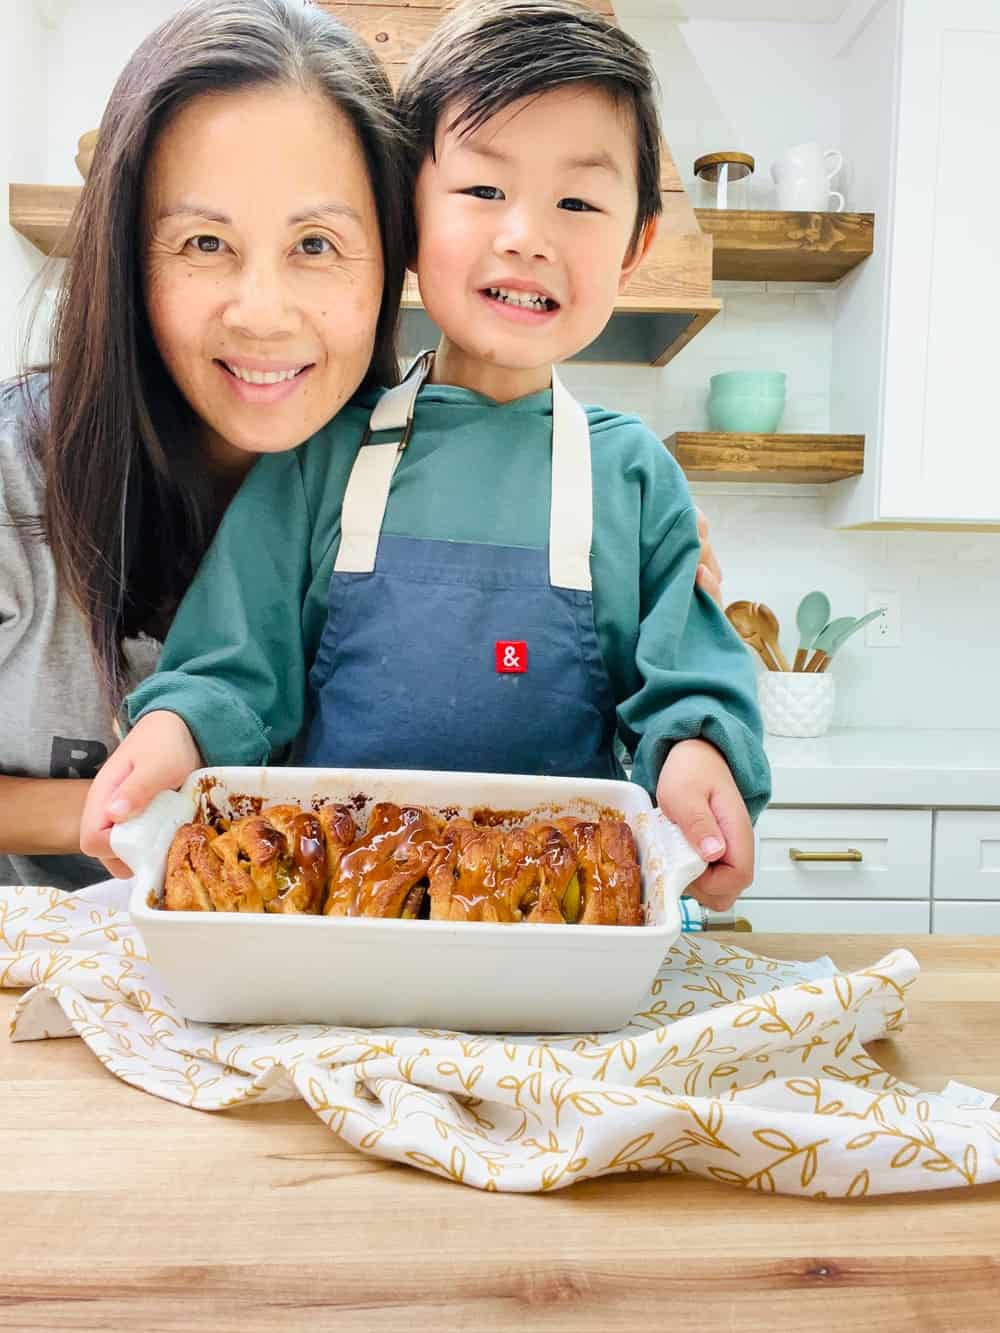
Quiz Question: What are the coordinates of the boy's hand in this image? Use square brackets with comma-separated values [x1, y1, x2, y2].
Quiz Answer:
[80, 711, 203, 877]
[656, 738, 754, 911]
[694, 507, 723, 608]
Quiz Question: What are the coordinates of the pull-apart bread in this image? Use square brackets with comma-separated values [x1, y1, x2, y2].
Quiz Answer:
[163, 801, 643, 925]
[429, 820, 574, 923]
[325, 803, 445, 919]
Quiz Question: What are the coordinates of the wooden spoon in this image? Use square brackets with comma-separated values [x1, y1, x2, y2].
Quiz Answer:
[793, 590, 830, 671]
[753, 602, 791, 672]
[725, 601, 780, 671]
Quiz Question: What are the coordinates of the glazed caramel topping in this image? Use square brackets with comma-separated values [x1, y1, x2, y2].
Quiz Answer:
[325, 804, 446, 918]
[554, 817, 642, 926]
[164, 802, 642, 925]
[429, 821, 575, 924]
[255, 805, 327, 914]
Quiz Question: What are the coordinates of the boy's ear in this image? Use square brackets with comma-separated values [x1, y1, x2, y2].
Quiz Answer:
[618, 215, 659, 293]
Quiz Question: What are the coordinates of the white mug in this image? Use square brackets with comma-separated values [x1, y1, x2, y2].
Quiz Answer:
[771, 142, 845, 212]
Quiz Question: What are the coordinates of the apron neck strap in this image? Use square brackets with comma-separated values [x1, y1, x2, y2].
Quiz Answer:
[367, 349, 434, 439]
[548, 368, 593, 592]
[335, 355, 593, 593]
[334, 352, 434, 575]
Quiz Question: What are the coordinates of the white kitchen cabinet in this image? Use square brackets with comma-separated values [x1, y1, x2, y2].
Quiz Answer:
[932, 811, 1000, 900]
[757, 734, 1000, 936]
[746, 804, 1000, 936]
[740, 899, 930, 934]
[829, 0, 1000, 526]
[749, 808, 932, 900]
[933, 902, 1000, 934]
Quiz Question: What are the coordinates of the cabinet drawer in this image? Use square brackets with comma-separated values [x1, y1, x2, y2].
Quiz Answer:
[933, 811, 1000, 900]
[740, 899, 930, 934]
[749, 808, 931, 900]
[934, 902, 1000, 934]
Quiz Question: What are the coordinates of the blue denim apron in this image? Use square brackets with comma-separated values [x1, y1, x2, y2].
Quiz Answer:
[304, 353, 621, 779]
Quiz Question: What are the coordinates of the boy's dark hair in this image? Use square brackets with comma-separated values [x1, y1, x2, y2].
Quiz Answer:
[396, 0, 663, 256]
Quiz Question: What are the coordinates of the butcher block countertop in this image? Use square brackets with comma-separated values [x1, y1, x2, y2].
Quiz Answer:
[3, 933, 1000, 1332]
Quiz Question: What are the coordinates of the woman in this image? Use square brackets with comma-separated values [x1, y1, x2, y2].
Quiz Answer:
[0, 0, 411, 889]
[1, 0, 723, 892]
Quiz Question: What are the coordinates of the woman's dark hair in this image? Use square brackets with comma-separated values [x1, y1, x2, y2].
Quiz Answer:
[20, 0, 411, 707]
[396, 0, 663, 256]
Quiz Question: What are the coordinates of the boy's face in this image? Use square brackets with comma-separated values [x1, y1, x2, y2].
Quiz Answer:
[412, 85, 655, 397]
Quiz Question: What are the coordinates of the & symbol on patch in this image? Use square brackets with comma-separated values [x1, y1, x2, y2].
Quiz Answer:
[495, 641, 527, 674]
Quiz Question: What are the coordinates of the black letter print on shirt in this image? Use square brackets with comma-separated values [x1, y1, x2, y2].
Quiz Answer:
[50, 736, 109, 780]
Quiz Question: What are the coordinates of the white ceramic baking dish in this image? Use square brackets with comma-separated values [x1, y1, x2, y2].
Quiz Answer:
[116, 767, 705, 1033]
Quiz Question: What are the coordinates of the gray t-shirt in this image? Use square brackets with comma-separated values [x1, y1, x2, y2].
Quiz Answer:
[0, 376, 160, 889]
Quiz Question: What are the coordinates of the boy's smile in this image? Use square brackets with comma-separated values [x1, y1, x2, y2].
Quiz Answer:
[481, 278, 559, 323]
[412, 85, 657, 402]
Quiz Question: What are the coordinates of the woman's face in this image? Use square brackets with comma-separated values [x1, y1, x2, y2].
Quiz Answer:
[144, 84, 384, 470]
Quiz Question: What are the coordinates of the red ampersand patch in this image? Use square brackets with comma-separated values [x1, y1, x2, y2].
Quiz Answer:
[495, 641, 527, 673]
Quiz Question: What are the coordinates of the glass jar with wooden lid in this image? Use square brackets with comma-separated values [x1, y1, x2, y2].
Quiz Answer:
[693, 151, 755, 210]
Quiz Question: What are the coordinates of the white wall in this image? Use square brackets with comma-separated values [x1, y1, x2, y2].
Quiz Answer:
[633, 18, 845, 210]
[1, 0, 51, 379]
[0, 0, 187, 380]
[5, 0, 1000, 730]
[44, 0, 186, 186]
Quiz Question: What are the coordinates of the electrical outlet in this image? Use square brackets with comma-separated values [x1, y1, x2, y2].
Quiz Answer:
[865, 590, 901, 647]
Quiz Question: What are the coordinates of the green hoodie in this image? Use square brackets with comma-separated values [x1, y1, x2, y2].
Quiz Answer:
[127, 382, 771, 816]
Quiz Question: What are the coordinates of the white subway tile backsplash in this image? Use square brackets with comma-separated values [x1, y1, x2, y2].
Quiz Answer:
[787, 352, 833, 397]
[722, 293, 799, 330]
[772, 282, 841, 295]
[673, 488, 1000, 732]
[747, 178, 780, 210]
[794, 291, 838, 319]
[714, 281, 768, 295]
[780, 394, 831, 433]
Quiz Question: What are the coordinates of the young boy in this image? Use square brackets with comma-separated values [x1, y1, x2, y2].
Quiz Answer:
[83, 0, 770, 908]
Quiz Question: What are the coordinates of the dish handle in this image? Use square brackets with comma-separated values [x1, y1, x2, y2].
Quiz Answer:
[647, 810, 706, 910]
[109, 789, 194, 879]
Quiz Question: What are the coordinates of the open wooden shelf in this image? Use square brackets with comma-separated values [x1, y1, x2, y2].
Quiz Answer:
[7, 183, 79, 255]
[695, 209, 875, 283]
[665, 431, 865, 484]
[8, 182, 720, 368]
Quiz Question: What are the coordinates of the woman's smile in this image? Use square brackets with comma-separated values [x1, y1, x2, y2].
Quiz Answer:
[215, 357, 316, 404]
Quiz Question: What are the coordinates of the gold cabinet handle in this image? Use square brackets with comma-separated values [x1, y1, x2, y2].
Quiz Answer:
[700, 908, 753, 931]
[789, 847, 863, 863]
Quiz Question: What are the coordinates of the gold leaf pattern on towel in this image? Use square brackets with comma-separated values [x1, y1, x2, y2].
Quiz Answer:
[3, 882, 1000, 1197]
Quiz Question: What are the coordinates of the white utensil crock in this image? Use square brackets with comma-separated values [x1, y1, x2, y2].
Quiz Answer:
[758, 670, 835, 738]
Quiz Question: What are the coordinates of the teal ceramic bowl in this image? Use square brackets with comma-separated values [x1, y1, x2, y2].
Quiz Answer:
[710, 370, 787, 398]
[707, 393, 785, 433]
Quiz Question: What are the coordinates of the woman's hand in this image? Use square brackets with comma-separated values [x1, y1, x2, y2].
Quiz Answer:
[694, 507, 723, 608]
[656, 738, 754, 911]
[0, 776, 92, 856]
[80, 711, 203, 877]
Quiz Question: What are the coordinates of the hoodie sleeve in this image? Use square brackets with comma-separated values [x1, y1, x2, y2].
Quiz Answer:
[616, 501, 771, 819]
